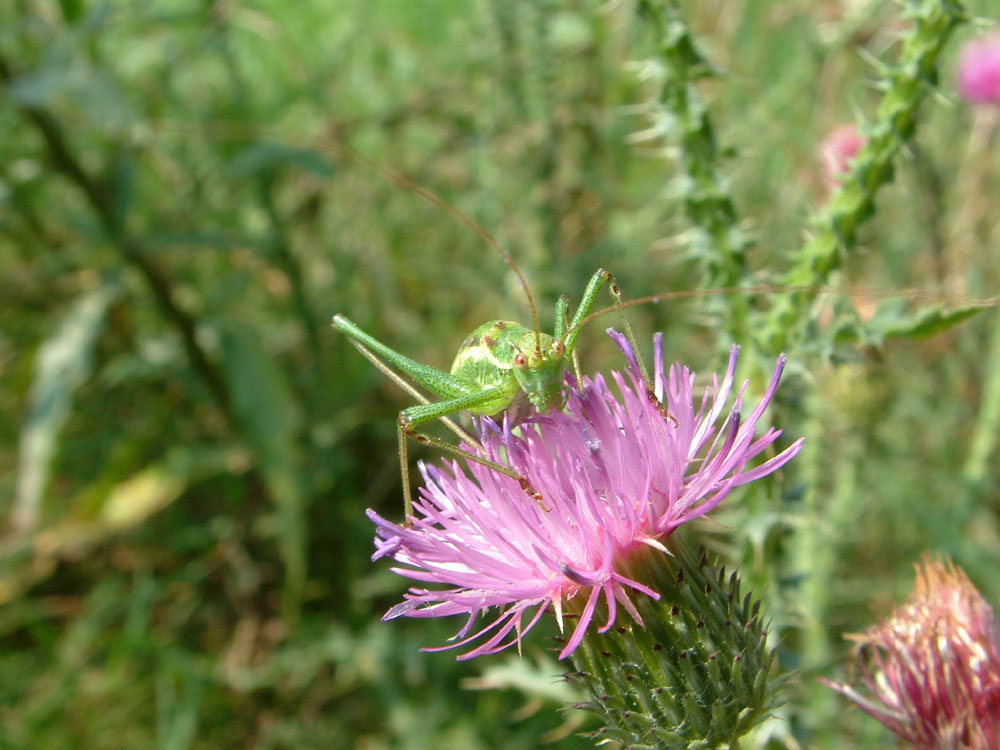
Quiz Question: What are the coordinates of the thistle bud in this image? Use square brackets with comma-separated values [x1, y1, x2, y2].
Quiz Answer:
[567, 540, 781, 748]
[826, 558, 1000, 749]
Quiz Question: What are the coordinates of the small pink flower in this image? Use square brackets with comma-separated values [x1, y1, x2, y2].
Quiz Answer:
[957, 30, 1000, 105]
[826, 558, 1000, 749]
[369, 334, 803, 660]
[819, 124, 867, 187]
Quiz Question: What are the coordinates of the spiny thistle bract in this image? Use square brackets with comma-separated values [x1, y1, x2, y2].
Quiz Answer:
[567, 540, 781, 749]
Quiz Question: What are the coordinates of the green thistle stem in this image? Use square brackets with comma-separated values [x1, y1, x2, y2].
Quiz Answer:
[962, 308, 1000, 488]
[636, 0, 752, 342]
[565, 537, 780, 749]
[759, 0, 966, 355]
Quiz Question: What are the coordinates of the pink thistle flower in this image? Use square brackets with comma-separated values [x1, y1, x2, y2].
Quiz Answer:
[826, 558, 1000, 749]
[819, 124, 867, 187]
[957, 30, 1000, 105]
[368, 334, 803, 660]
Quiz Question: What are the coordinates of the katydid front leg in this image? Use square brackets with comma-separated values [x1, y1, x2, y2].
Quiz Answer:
[553, 295, 583, 382]
[566, 269, 651, 390]
[564, 269, 675, 422]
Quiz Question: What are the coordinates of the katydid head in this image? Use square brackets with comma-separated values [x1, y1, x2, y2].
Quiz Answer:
[511, 331, 567, 412]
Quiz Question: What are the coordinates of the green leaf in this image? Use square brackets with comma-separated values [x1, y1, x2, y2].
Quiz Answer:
[871, 301, 991, 342]
[58, 0, 83, 23]
[228, 141, 335, 180]
[219, 325, 306, 614]
[14, 283, 117, 534]
[8, 66, 73, 108]
[156, 654, 203, 750]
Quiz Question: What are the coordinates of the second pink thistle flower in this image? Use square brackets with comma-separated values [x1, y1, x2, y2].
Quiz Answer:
[819, 124, 867, 188]
[369, 332, 803, 660]
[957, 30, 1000, 105]
[827, 558, 1000, 749]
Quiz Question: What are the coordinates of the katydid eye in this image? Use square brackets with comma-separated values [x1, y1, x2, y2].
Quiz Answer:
[551, 340, 565, 358]
[514, 353, 528, 368]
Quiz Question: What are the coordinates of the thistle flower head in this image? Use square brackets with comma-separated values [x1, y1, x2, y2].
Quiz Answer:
[819, 124, 867, 187]
[826, 558, 1000, 749]
[957, 30, 1000, 105]
[369, 333, 803, 660]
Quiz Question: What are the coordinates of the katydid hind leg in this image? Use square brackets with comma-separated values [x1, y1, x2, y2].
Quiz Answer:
[333, 316, 545, 517]
[602, 270, 651, 389]
[332, 314, 471, 400]
[339, 335, 480, 448]
[600, 272, 674, 421]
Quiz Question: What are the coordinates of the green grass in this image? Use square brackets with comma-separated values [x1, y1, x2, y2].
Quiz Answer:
[1, 0, 998, 747]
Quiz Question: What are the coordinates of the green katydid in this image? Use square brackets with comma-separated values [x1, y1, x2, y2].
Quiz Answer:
[333, 265, 651, 520]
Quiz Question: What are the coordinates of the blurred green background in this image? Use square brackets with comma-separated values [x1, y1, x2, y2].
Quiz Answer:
[1, 1, 998, 748]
